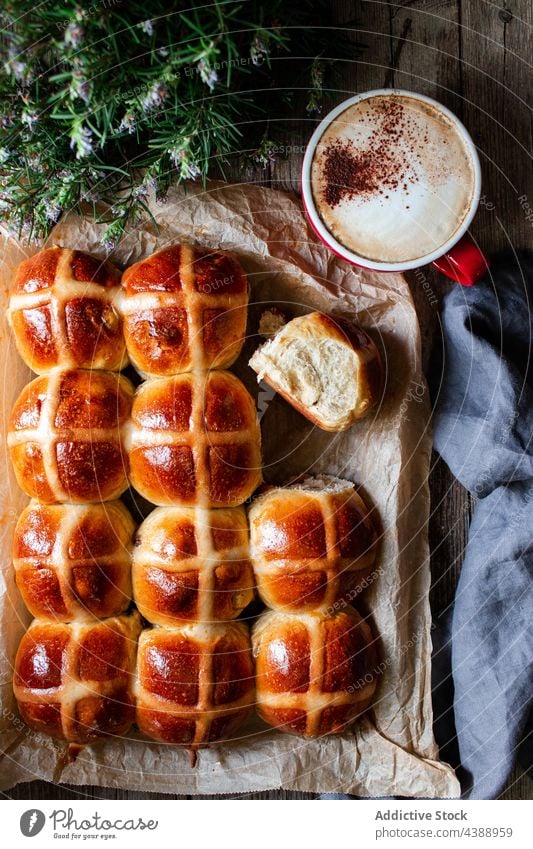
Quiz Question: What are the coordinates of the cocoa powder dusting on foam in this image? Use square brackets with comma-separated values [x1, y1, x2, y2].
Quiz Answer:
[322, 99, 421, 208]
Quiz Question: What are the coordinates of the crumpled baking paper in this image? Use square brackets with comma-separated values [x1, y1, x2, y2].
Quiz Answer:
[0, 181, 459, 797]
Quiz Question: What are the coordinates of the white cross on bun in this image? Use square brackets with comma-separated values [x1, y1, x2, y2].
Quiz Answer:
[136, 621, 255, 748]
[13, 613, 140, 745]
[248, 475, 379, 613]
[252, 607, 378, 737]
[8, 246, 126, 373]
[13, 500, 135, 621]
[121, 244, 249, 377]
[132, 505, 254, 624]
[125, 371, 262, 507]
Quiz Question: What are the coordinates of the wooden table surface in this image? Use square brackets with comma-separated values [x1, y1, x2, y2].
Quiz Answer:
[5, 0, 532, 801]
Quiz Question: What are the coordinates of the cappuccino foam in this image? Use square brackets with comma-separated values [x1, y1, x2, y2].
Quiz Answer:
[311, 94, 476, 264]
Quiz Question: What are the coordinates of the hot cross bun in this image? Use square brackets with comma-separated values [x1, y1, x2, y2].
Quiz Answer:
[13, 613, 141, 744]
[136, 621, 255, 748]
[132, 506, 254, 625]
[249, 311, 384, 431]
[13, 500, 135, 621]
[8, 246, 126, 373]
[8, 369, 133, 503]
[252, 608, 378, 737]
[125, 371, 262, 507]
[248, 476, 378, 612]
[121, 245, 248, 377]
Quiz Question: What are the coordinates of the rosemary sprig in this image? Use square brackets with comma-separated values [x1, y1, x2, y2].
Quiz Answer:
[0, 0, 359, 245]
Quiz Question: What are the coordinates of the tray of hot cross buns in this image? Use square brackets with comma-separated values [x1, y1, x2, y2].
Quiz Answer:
[0, 181, 459, 797]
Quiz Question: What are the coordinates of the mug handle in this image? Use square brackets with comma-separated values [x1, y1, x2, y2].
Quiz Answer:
[432, 233, 489, 286]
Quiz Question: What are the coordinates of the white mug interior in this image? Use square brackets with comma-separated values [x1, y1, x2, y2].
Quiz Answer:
[301, 88, 482, 272]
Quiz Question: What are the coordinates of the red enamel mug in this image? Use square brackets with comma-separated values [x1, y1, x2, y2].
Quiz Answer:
[301, 89, 489, 286]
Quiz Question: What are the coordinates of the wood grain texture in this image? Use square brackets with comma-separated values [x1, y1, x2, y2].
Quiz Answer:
[461, 0, 533, 254]
[5, 0, 531, 801]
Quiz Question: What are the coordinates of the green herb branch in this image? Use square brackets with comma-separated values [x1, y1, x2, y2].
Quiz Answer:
[0, 1, 360, 245]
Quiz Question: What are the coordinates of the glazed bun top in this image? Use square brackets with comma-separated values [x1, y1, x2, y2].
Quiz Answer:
[252, 607, 378, 737]
[126, 370, 262, 508]
[248, 475, 378, 611]
[121, 244, 248, 377]
[8, 246, 126, 373]
[13, 500, 135, 621]
[13, 613, 141, 744]
[8, 369, 133, 503]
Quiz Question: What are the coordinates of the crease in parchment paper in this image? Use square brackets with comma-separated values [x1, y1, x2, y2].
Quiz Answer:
[0, 181, 459, 798]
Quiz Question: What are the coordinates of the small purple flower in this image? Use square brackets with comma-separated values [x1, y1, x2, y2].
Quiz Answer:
[250, 35, 269, 66]
[21, 110, 39, 132]
[102, 219, 124, 252]
[45, 203, 62, 223]
[71, 72, 90, 103]
[169, 146, 201, 180]
[8, 60, 27, 81]
[132, 184, 149, 201]
[65, 22, 84, 49]
[197, 59, 218, 91]
[140, 20, 154, 37]
[118, 112, 136, 134]
[142, 82, 168, 112]
[70, 124, 93, 159]
[182, 160, 201, 180]
[252, 138, 277, 168]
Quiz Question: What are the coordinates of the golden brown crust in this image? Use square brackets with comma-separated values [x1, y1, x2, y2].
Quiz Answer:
[249, 311, 384, 431]
[8, 246, 126, 373]
[13, 613, 141, 744]
[252, 608, 378, 737]
[248, 480, 378, 612]
[13, 501, 135, 621]
[8, 369, 133, 503]
[132, 505, 254, 624]
[121, 245, 248, 376]
[126, 371, 262, 507]
[136, 622, 255, 747]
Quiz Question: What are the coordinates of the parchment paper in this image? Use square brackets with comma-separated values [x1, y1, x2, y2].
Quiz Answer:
[0, 181, 460, 797]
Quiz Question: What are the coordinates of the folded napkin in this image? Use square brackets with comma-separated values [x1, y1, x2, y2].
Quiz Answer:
[322, 252, 533, 801]
[431, 250, 533, 798]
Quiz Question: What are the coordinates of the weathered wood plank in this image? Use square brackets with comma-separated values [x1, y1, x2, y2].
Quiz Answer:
[2, 780, 315, 801]
[499, 764, 533, 800]
[461, 0, 533, 254]
[458, 0, 532, 801]
[428, 453, 473, 613]
[6, 0, 531, 801]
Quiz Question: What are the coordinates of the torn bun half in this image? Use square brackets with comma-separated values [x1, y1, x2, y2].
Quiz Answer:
[249, 311, 383, 431]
